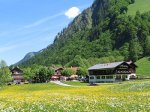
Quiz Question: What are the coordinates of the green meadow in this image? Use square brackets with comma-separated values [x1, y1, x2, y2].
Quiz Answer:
[136, 57, 150, 77]
[127, 0, 150, 15]
[0, 80, 149, 112]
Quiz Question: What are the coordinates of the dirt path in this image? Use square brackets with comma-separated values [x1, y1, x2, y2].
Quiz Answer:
[50, 81, 72, 87]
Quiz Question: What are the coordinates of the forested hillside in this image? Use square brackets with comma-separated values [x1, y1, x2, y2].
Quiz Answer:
[19, 0, 150, 68]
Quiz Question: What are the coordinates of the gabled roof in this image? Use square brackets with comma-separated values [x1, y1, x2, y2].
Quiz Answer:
[88, 61, 125, 70]
[11, 66, 23, 72]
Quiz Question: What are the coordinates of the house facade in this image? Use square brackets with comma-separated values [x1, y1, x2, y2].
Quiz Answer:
[51, 67, 64, 81]
[51, 67, 79, 81]
[88, 61, 137, 83]
[11, 66, 24, 83]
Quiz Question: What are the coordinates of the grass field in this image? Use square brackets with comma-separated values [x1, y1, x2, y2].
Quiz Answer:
[136, 57, 150, 77]
[0, 80, 149, 112]
[63, 81, 88, 86]
[127, 0, 150, 15]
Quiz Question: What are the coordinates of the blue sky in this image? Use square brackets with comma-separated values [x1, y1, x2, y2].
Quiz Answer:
[0, 0, 94, 65]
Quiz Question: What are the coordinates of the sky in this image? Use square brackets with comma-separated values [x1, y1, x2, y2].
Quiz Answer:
[0, 0, 94, 65]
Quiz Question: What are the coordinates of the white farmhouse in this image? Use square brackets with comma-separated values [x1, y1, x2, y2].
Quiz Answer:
[88, 61, 137, 83]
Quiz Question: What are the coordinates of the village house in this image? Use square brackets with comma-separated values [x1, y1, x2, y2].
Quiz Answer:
[51, 67, 79, 81]
[88, 61, 137, 83]
[51, 67, 64, 81]
[11, 66, 24, 83]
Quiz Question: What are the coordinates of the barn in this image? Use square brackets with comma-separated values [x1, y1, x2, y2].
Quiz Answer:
[88, 61, 137, 83]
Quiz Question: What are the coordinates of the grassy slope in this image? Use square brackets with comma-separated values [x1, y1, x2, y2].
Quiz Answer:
[136, 57, 150, 77]
[127, 0, 150, 15]
[0, 81, 149, 111]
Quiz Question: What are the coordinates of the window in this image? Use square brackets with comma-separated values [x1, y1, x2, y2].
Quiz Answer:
[96, 76, 101, 79]
[90, 76, 94, 79]
[102, 76, 105, 79]
[106, 76, 113, 79]
[90, 71, 93, 75]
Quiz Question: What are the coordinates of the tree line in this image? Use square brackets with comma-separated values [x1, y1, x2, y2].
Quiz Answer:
[22, 63, 88, 83]
[0, 59, 88, 85]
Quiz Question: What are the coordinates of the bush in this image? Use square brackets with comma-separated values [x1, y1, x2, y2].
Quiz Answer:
[76, 68, 88, 77]
[61, 68, 75, 76]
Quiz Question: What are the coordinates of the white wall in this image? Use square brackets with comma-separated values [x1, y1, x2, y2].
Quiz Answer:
[89, 75, 115, 83]
[89, 74, 136, 83]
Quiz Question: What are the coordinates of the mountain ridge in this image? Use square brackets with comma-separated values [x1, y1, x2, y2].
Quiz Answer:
[18, 0, 150, 67]
[15, 52, 39, 65]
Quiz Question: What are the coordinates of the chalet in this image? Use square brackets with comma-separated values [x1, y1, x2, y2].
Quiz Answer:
[88, 61, 137, 83]
[11, 66, 24, 83]
[51, 67, 79, 81]
[51, 67, 63, 81]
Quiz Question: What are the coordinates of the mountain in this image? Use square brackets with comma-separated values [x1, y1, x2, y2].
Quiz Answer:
[19, 0, 150, 68]
[15, 52, 39, 65]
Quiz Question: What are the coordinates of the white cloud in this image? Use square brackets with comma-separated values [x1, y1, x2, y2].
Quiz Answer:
[65, 7, 80, 19]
